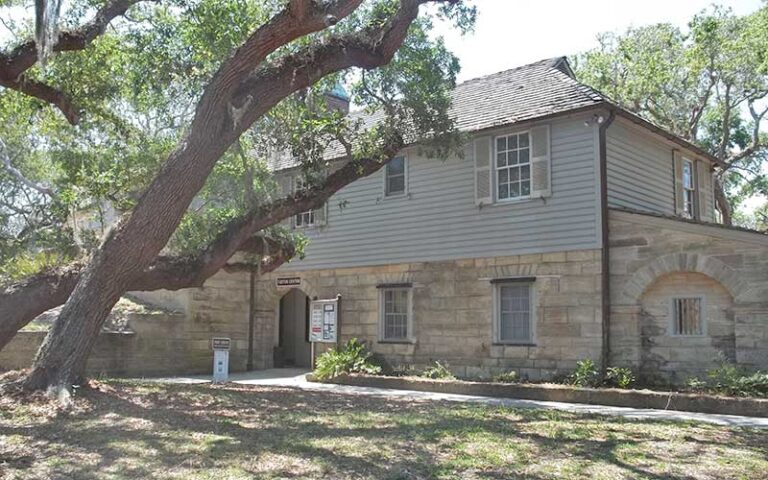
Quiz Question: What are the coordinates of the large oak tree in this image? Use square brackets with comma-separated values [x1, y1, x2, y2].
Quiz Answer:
[0, 0, 474, 397]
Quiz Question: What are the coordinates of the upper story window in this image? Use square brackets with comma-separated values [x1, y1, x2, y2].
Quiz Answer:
[495, 132, 531, 201]
[682, 159, 696, 218]
[385, 156, 407, 197]
[379, 286, 412, 342]
[671, 296, 704, 336]
[294, 178, 315, 228]
[494, 281, 534, 344]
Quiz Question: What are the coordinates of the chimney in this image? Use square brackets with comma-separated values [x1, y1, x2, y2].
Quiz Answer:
[324, 82, 350, 114]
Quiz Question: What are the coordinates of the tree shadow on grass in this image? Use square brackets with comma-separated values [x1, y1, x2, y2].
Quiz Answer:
[1, 382, 766, 479]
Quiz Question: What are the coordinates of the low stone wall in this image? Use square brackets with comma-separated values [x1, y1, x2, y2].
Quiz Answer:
[0, 311, 247, 377]
[315, 373, 768, 418]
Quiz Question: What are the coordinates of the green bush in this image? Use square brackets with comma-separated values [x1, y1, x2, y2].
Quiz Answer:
[705, 361, 768, 397]
[313, 338, 381, 381]
[568, 359, 601, 387]
[605, 366, 636, 389]
[421, 361, 455, 380]
[493, 371, 519, 383]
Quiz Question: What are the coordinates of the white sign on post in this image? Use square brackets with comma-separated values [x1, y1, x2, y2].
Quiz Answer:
[309, 298, 338, 343]
[211, 337, 230, 383]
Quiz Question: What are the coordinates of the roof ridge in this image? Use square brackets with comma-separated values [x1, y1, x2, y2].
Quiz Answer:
[456, 56, 568, 87]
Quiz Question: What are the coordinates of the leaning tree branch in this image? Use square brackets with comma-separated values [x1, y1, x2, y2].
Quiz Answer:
[0, 138, 55, 197]
[0, 0, 151, 124]
[0, 125, 406, 353]
[0, 0, 149, 80]
[0, 76, 80, 125]
[0, 233, 294, 352]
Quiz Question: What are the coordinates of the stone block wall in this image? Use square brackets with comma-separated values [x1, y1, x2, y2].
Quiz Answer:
[609, 209, 768, 384]
[0, 310, 235, 377]
[219, 248, 605, 380]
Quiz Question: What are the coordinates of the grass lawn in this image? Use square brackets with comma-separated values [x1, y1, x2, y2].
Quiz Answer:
[1, 380, 766, 479]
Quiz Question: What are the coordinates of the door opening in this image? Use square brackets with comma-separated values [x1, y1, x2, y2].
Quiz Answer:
[275, 289, 312, 368]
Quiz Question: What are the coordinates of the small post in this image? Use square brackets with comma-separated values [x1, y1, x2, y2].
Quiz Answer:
[310, 341, 316, 370]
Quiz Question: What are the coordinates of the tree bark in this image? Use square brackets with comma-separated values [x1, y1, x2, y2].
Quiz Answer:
[16, 0, 442, 395]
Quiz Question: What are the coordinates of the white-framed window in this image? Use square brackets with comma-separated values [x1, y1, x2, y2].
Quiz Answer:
[379, 286, 412, 342]
[671, 296, 705, 336]
[493, 281, 535, 344]
[682, 158, 696, 218]
[495, 132, 531, 201]
[384, 156, 407, 197]
[294, 178, 315, 228]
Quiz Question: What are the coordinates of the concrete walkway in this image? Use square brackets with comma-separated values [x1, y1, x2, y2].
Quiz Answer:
[146, 369, 768, 428]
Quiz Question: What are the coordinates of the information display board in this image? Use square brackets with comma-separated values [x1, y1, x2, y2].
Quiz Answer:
[309, 298, 338, 343]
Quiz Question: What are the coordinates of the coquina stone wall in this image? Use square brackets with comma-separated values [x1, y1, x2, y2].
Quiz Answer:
[0, 310, 240, 377]
[201, 248, 604, 380]
[608, 209, 768, 384]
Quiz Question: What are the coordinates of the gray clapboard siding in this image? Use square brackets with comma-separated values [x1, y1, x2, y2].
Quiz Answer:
[277, 115, 600, 271]
[606, 119, 675, 215]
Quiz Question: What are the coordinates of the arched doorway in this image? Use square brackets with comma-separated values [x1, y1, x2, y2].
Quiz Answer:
[275, 289, 312, 368]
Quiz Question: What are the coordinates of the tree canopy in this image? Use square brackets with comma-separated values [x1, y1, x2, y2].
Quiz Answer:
[575, 4, 767, 227]
[0, 0, 476, 395]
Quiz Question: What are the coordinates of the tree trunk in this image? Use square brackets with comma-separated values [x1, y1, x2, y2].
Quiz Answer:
[14, 0, 433, 395]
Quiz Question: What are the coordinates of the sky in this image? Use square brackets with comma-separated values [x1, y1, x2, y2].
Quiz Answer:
[434, 0, 765, 83]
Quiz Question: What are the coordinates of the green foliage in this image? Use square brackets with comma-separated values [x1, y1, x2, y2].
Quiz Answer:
[575, 4, 768, 224]
[492, 370, 519, 384]
[0, 250, 71, 285]
[705, 362, 768, 397]
[605, 367, 636, 389]
[420, 361, 455, 380]
[0, 0, 475, 281]
[313, 338, 382, 381]
[568, 359, 601, 388]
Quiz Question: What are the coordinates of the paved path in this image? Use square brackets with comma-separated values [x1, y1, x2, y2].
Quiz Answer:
[146, 369, 768, 428]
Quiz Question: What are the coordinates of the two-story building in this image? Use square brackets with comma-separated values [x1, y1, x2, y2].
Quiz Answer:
[190, 57, 768, 384]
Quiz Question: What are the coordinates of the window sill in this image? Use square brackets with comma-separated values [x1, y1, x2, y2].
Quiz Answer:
[484, 195, 541, 208]
[492, 342, 536, 347]
[378, 339, 416, 345]
[378, 192, 410, 203]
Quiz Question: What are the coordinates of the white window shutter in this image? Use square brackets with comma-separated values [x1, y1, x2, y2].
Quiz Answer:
[673, 151, 684, 215]
[530, 125, 551, 198]
[696, 160, 712, 221]
[473, 136, 493, 205]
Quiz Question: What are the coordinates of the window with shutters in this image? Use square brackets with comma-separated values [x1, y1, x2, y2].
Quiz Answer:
[671, 297, 704, 336]
[495, 132, 531, 201]
[494, 282, 535, 344]
[293, 178, 315, 228]
[379, 287, 412, 342]
[682, 159, 696, 218]
[384, 156, 407, 197]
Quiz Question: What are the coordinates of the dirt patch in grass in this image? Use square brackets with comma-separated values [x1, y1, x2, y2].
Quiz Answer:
[0, 380, 766, 479]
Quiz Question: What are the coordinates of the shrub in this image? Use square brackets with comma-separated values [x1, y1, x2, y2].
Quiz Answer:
[313, 338, 381, 381]
[421, 361, 455, 380]
[706, 361, 768, 397]
[493, 371, 519, 383]
[605, 366, 636, 389]
[568, 359, 601, 387]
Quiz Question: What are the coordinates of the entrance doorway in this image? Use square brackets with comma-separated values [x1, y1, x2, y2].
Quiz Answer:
[275, 289, 312, 368]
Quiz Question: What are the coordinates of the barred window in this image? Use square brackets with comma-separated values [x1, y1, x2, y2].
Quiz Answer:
[380, 288, 410, 341]
[672, 297, 703, 336]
